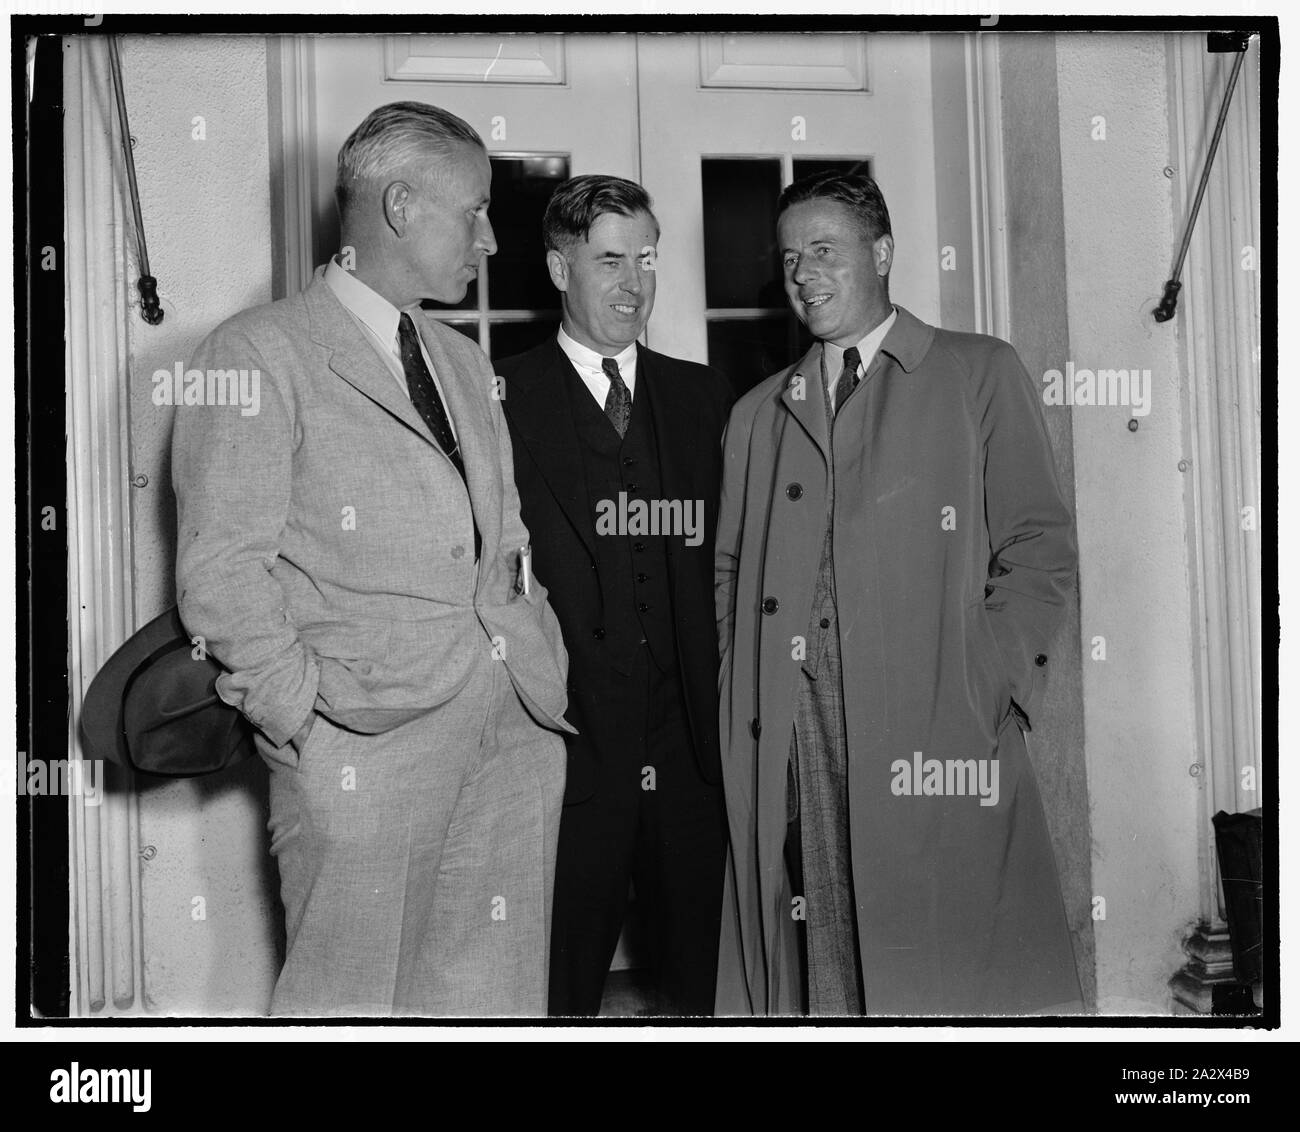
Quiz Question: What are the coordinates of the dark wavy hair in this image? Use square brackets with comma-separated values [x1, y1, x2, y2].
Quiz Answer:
[543, 174, 660, 255]
[777, 171, 892, 245]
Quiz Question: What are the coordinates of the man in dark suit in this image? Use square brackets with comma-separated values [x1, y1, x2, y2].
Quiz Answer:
[497, 175, 733, 1015]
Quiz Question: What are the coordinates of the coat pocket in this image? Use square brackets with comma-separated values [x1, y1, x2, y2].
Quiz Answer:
[969, 599, 1015, 733]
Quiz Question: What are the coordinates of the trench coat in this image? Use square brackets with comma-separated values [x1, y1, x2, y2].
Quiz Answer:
[714, 306, 1083, 1016]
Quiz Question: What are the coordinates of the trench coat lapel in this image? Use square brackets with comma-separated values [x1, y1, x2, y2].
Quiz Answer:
[502, 341, 598, 561]
[779, 340, 830, 464]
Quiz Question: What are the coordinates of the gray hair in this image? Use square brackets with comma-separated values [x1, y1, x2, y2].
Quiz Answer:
[335, 101, 484, 217]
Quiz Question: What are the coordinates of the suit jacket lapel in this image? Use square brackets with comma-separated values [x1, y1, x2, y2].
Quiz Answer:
[506, 342, 598, 561]
[415, 318, 498, 545]
[303, 274, 439, 450]
[639, 346, 691, 594]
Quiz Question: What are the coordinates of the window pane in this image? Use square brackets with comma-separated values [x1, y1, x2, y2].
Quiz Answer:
[486, 155, 570, 311]
[441, 320, 480, 345]
[791, 157, 871, 181]
[701, 158, 784, 309]
[488, 318, 561, 365]
[707, 316, 811, 397]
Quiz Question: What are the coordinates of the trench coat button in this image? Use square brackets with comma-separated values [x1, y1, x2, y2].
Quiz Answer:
[592, 627, 606, 640]
[623, 456, 634, 466]
[451, 545, 465, 559]
[637, 602, 650, 613]
[1035, 653, 1048, 666]
[636, 573, 648, 583]
[786, 483, 803, 500]
[628, 482, 639, 493]
[633, 542, 646, 552]
[762, 596, 779, 615]
[750, 719, 762, 740]
[820, 617, 830, 629]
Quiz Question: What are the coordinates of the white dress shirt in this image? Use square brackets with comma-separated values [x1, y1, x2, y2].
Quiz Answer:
[324, 256, 457, 440]
[557, 324, 639, 408]
[822, 306, 898, 413]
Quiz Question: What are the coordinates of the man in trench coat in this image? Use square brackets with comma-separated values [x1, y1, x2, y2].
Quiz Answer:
[714, 171, 1082, 1015]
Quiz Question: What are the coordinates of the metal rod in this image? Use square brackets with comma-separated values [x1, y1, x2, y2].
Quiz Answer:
[1154, 46, 1247, 323]
[106, 36, 162, 325]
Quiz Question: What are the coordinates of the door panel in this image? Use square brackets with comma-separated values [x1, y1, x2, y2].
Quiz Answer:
[636, 33, 940, 370]
[309, 34, 640, 360]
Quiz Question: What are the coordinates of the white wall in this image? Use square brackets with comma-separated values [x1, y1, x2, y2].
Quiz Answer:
[121, 35, 279, 1014]
[1055, 34, 1203, 1012]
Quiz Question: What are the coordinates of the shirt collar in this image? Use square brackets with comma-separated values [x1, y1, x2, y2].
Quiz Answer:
[822, 306, 899, 383]
[557, 323, 637, 376]
[324, 256, 411, 350]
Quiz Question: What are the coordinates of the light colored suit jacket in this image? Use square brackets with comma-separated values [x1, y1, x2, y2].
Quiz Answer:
[172, 268, 573, 754]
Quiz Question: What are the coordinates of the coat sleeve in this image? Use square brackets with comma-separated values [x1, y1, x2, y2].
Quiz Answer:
[715, 399, 750, 693]
[979, 342, 1078, 728]
[172, 324, 319, 749]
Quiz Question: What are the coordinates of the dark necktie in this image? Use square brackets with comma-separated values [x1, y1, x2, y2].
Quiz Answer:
[602, 356, 632, 438]
[399, 313, 463, 476]
[832, 345, 862, 416]
[397, 312, 480, 560]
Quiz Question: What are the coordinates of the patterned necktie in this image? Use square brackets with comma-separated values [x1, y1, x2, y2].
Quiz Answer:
[602, 356, 632, 438]
[832, 345, 862, 416]
[397, 312, 479, 560]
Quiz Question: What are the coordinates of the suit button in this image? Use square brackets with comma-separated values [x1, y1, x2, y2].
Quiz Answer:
[762, 597, 779, 615]
[786, 483, 803, 500]
[623, 456, 635, 466]
[593, 627, 606, 640]
[636, 573, 648, 583]
[634, 542, 646, 552]
[451, 545, 465, 559]
[1035, 653, 1048, 667]
[638, 602, 650, 613]
[750, 719, 762, 740]
[628, 482, 639, 493]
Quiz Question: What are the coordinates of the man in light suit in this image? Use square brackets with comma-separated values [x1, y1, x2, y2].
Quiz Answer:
[172, 102, 572, 1016]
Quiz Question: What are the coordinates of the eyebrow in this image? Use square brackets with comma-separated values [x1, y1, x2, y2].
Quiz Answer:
[781, 238, 837, 254]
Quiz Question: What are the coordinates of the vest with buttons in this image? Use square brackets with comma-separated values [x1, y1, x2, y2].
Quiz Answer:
[569, 364, 677, 674]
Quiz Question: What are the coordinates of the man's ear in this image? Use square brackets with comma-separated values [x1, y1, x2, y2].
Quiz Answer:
[546, 249, 570, 293]
[873, 234, 894, 278]
[383, 180, 413, 238]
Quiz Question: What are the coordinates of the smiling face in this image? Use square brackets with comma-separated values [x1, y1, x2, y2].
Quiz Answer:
[778, 198, 893, 347]
[549, 210, 658, 355]
[399, 140, 497, 305]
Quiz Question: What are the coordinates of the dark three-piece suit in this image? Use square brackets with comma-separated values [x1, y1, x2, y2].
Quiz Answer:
[497, 338, 734, 1014]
